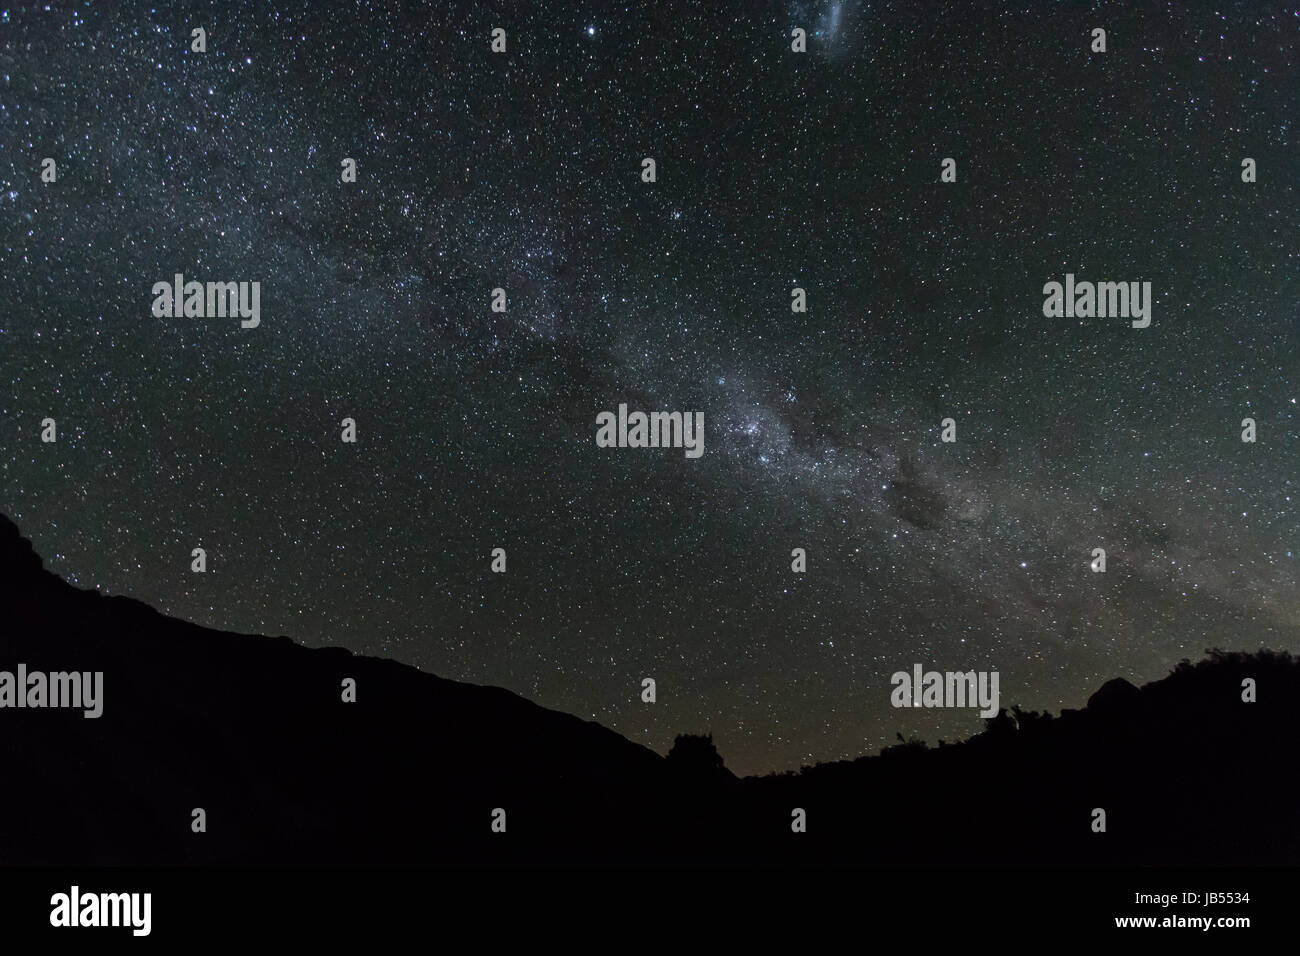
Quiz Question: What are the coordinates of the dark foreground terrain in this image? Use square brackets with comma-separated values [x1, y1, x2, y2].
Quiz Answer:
[2, 514, 1296, 865]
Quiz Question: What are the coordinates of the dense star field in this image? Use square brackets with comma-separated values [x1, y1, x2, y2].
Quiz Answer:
[2, 2, 1297, 775]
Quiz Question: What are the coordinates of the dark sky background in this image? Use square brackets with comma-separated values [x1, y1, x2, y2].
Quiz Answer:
[2, 1, 1297, 775]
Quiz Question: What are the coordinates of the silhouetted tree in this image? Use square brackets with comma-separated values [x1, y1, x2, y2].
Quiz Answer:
[662, 733, 733, 838]
[665, 733, 725, 781]
[982, 707, 1017, 737]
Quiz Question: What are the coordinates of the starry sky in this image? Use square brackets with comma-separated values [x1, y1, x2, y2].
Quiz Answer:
[2, 1, 1297, 775]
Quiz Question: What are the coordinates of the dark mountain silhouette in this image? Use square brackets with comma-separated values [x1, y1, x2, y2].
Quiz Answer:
[1, 513, 1297, 865]
[736, 650, 1300, 865]
[1087, 676, 1142, 713]
[0, 514, 666, 864]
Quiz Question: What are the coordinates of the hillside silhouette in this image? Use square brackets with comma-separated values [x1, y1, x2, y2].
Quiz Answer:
[1, 513, 1296, 865]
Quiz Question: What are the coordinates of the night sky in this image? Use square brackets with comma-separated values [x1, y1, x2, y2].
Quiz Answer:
[2, 1, 1297, 775]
